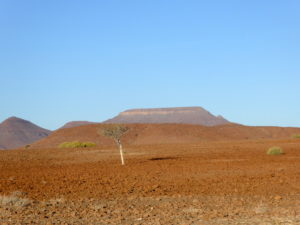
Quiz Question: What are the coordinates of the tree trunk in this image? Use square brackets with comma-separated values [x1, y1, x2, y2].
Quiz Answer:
[119, 143, 125, 165]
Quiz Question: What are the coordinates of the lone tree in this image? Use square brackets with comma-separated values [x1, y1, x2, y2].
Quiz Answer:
[99, 125, 129, 165]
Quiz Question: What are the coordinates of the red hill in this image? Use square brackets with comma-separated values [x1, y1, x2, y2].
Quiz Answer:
[31, 123, 300, 149]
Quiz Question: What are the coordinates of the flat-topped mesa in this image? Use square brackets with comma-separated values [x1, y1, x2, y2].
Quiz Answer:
[121, 107, 207, 115]
[104, 107, 230, 126]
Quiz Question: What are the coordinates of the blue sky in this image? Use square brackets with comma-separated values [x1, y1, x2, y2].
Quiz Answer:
[0, 0, 299, 130]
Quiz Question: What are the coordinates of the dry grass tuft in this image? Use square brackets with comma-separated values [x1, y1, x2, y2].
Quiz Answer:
[0, 192, 31, 208]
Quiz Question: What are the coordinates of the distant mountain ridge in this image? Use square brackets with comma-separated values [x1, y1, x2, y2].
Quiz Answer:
[59, 121, 97, 129]
[0, 106, 230, 149]
[104, 107, 230, 126]
[0, 117, 51, 150]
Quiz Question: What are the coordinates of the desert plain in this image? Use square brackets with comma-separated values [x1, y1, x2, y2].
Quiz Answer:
[0, 124, 300, 224]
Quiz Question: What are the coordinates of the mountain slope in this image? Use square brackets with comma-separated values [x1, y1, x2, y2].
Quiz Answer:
[30, 123, 300, 149]
[0, 117, 51, 149]
[104, 107, 230, 126]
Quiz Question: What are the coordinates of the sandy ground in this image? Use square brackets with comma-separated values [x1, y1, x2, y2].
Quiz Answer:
[0, 139, 300, 224]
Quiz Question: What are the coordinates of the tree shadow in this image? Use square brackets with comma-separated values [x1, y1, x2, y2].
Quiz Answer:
[149, 157, 177, 161]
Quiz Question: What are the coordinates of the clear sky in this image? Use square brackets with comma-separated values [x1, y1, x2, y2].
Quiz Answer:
[0, 0, 299, 130]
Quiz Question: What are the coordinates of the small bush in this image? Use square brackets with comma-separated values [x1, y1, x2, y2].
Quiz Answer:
[58, 142, 73, 148]
[292, 134, 300, 139]
[267, 146, 284, 155]
[82, 142, 97, 147]
[58, 141, 96, 148]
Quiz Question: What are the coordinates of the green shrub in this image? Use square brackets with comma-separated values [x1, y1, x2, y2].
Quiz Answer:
[267, 146, 284, 155]
[58, 142, 74, 148]
[292, 134, 300, 139]
[58, 141, 96, 148]
[81, 142, 97, 147]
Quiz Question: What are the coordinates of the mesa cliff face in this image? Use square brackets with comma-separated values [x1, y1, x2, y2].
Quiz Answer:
[0, 117, 51, 149]
[104, 107, 230, 126]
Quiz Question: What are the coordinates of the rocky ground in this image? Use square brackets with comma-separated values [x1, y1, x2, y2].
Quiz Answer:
[1, 194, 300, 224]
[0, 139, 300, 224]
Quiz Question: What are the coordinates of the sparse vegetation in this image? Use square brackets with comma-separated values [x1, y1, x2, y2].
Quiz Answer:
[58, 141, 96, 148]
[267, 146, 284, 155]
[292, 134, 300, 139]
[99, 125, 129, 165]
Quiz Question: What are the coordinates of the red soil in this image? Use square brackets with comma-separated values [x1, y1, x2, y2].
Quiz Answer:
[1, 137, 300, 224]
